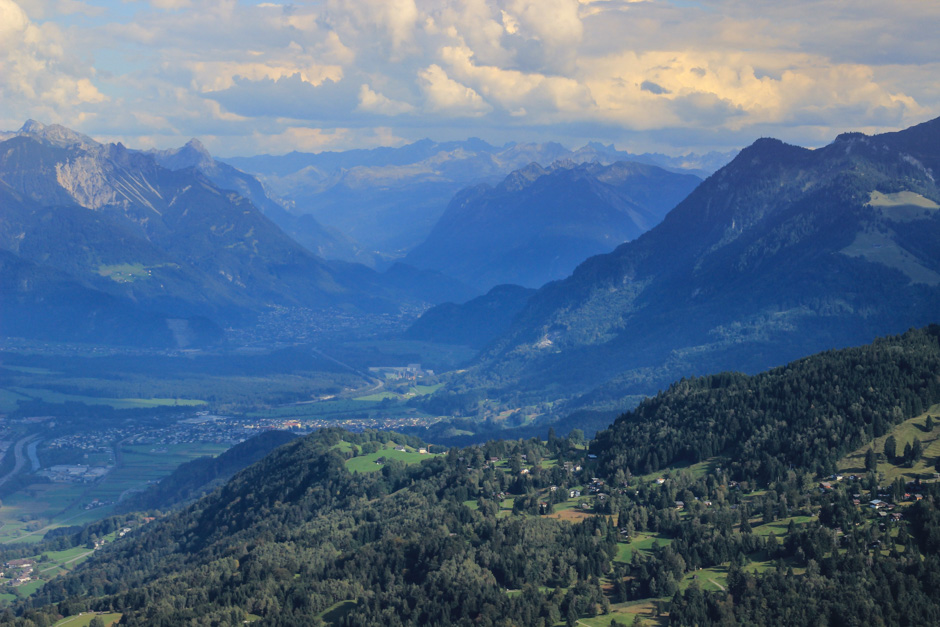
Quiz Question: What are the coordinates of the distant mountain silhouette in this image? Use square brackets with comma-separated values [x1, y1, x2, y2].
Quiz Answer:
[404, 161, 701, 290]
[224, 139, 731, 257]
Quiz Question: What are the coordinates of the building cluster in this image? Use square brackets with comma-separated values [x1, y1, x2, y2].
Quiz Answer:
[1, 559, 35, 587]
[368, 364, 435, 380]
[39, 465, 110, 483]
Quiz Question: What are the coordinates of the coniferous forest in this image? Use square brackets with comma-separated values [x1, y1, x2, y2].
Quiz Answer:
[0, 326, 937, 625]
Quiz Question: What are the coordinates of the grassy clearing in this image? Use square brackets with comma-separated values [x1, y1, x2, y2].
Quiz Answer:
[680, 565, 728, 592]
[97, 263, 151, 283]
[841, 230, 940, 286]
[354, 383, 444, 402]
[614, 533, 674, 563]
[345, 446, 436, 473]
[8, 387, 205, 409]
[354, 391, 400, 401]
[750, 515, 815, 537]
[317, 600, 356, 624]
[636, 457, 725, 484]
[54, 612, 123, 627]
[578, 602, 666, 627]
[839, 404, 940, 483]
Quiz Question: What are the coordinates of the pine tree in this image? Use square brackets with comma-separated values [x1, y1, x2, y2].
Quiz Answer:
[865, 448, 877, 473]
[884, 435, 897, 462]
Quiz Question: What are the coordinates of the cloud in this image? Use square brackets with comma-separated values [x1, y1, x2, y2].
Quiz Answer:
[418, 64, 492, 117]
[640, 80, 670, 95]
[2, 0, 938, 155]
[206, 73, 358, 121]
[0, 0, 107, 130]
[357, 85, 416, 115]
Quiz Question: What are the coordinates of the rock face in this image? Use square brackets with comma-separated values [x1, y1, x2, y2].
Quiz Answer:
[0, 122, 470, 347]
[149, 140, 376, 266]
[461, 118, 940, 406]
[404, 160, 702, 291]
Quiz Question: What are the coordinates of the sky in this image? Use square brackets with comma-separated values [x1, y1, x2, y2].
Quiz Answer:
[2, 0, 939, 157]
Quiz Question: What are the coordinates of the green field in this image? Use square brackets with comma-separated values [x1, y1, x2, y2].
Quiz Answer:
[0, 442, 229, 544]
[344, 445, 437, 473]
[97, 262, 151, 283]
[54, 612, 123, 626]
[750, 515, 815, 538]
[0, 366, 59, 375]
[614, 532, 675, 563]
[354, 383, 444, 402]
[7, 387, 206, 409]
[839, 404, 940, 483]
[637, 457, 725, 484]
[0, 388, 33, 412]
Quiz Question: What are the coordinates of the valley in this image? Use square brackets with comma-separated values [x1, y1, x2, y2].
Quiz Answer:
[0, 115, 939, 625]
[0, 326, 936, 625]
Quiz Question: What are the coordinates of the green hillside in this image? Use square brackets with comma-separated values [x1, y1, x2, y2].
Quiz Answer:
[2, 327, 939, 625]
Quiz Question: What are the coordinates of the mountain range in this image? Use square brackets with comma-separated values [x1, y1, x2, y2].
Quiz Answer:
[0, 121, 472, 347]
[148, 139, 377, 266]
[445, 117, 940, 407]
[403, 160, 702, 290]
[224, 139, 733, 260]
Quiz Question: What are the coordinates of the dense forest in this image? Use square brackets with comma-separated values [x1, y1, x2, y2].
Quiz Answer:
[2, 326, 939, 626]
[592, 325, 940, 482]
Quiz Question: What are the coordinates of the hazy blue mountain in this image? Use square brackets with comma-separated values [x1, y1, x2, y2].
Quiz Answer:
[404, 161, 702, 290]
[223, 139, 732, 258]
[404, 284, 537, 349]
[461, 117, 940, 406]
[0, 121, 472, 346]
[149, 139, 377, 266]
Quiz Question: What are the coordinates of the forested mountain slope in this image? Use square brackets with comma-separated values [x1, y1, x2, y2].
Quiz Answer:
[5, 327, 940, 626]
[404, 284, 537, 349]
[464, 117, 940, 404]
[591, 325, 940, 483]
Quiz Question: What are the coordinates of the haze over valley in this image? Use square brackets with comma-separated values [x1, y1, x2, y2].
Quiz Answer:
[1, 0, 939, 625]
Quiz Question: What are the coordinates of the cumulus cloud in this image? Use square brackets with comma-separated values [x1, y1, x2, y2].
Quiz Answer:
[3, 0, 938, 154]
[418, 64, 492, 117]
[357, 85, 416, 115]
[0, 0, 106, 130]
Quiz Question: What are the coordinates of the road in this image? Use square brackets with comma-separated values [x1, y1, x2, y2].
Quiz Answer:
[38, 549, 95, 574]
[0, 509, 90, 544]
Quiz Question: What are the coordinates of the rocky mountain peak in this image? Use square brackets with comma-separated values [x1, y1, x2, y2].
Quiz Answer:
[148, 137, 215, 171]
[17, 120, 99, 151]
